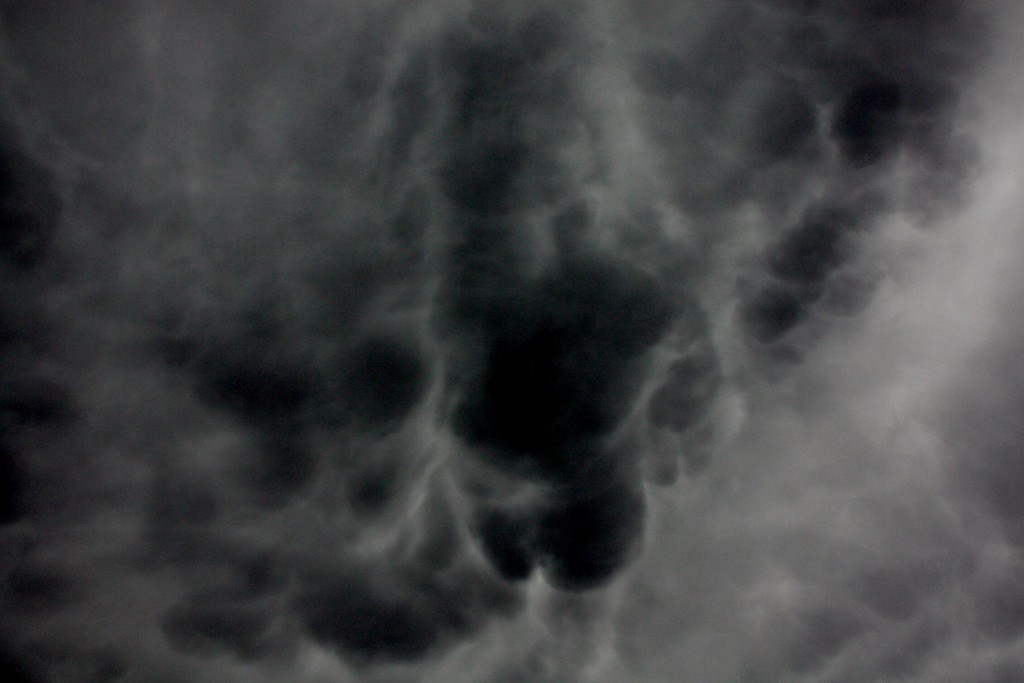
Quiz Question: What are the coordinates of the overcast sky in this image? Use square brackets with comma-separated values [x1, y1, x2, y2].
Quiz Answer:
[3, 1, 1024, 682]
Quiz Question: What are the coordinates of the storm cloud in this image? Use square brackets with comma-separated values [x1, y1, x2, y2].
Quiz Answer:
[2, 1, 1024, 681]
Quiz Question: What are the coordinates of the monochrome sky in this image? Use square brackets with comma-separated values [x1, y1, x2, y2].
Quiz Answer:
[3, 1, 1024, 681]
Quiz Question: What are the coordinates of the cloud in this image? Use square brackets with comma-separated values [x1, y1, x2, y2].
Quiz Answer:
[2, 0, 1024, 681]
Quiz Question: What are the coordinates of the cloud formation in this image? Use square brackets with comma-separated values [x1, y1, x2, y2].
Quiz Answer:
[2, 1, 1024, 681]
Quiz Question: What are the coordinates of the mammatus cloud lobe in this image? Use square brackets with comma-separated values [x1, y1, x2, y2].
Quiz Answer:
[2, 0, 1023, 681]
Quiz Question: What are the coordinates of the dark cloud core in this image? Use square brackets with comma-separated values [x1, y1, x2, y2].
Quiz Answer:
[0, 0, 1020, 681]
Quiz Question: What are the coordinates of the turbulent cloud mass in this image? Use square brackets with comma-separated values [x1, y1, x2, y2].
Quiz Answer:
[3, 1, 1024, 681]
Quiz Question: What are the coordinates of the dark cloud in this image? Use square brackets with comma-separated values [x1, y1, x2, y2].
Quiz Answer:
[450, 258, 670, 472]
[337, 336, 427, 430]
[725, 0, 988, 350]
[441, 142, 534, 217]
[53, 648, 125, 683]
[157, 305, 432, 507]
[0, 0, 1015, 681]
[739, 284, 806, 344]
[634, 50, 689, 99]
[386, 55, 434, 170]
[0, 142, 61, 271]
[0, 645, 126, 683]
[475, 473, 650, 593]
[984, 660, 1024, 683]
[940, 305, 1024, 547]
[0, 376, 74, 430]
[475, 508, 536, 582]
[160, 595, 276, 660]
[0, 131, 62, 414]
[842, 620, 948, 682]
[536, 476, 646, 591]
[159, 296, 321, 425]
[0, 649, 38, 683]
[819, 271, 877, 317]
[749, 84, 819, 163]
[0, 287, 50, 358]
[766, 206, 861, 287]
[144, 473, 221, 562]
[442, 253, 669, 584]
[3, 560, 79, 613]
[297, 561, 521, 664]
[636, 7, 751, 106]
[0, 1, 151, 160]
[737, 202, 871, 343]
[198, 351, 317, 425]
[647, 346, 721, 433]
[783, 605, 866, 675]
[467, 472, 650, 593]
[974, 566, 1024, 642]
[427, 10, 691, 592]
[298, 578, 441, 662]
[0, 441, 25, 524]
[0, 132, 69, 530]
[345, 462, 401, 516]
[242, 433, 317, 505]
[851, 561, 946, 622]
[831, 79, 906, 166]
[436, 19, 574, 218]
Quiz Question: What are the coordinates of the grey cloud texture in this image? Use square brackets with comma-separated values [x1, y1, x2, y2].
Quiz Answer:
[2, 0, 1024, 681]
